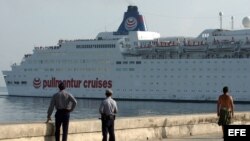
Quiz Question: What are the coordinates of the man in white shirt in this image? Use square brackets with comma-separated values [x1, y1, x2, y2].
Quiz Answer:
[99, 89, 118, 141]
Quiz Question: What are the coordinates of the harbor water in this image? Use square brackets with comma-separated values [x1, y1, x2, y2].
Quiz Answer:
[0, 87, 249, 123]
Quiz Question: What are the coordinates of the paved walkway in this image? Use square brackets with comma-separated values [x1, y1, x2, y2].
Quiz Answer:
[152, 133, 223, 141]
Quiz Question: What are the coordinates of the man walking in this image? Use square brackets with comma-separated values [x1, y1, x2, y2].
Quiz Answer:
[99, 89, 118, 141]
[217, 86, 234, 137]
[46, 82, 77, 141]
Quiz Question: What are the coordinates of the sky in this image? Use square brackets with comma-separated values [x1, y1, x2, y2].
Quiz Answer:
[1, 0, 250, 86]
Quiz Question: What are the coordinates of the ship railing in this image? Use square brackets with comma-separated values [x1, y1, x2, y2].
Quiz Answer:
[134, 45, 153, 51]
[240, 42, 250, 50]
[182, 44, 208, 52]
[62, 38, 119, 42]
[155, 46, 179, 52]
[183, 41, 207, 46]
[212, 39, 239, 45]
[34, 46, 61, 50]
[135, 41, 180, 48]
[210, 40, 241, 49]
[157, 41, 179, 47]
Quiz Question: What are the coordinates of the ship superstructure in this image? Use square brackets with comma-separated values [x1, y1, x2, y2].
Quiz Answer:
[2, 6, 250, 102]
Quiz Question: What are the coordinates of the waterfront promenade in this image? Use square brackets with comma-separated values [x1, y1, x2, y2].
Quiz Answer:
[0, 112, 249, 141]
[153, 133, 223, 141]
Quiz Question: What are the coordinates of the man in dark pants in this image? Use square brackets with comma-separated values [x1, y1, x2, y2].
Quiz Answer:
[46, 82, 77, 141]
[99, 89, 118, 141]
[217, 86, 234, 138]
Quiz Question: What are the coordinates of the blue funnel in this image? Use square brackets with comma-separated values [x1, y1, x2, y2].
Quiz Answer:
[116, 6, 147, 34]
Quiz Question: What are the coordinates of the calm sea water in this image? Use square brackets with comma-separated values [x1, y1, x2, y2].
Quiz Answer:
[0, 87, 249, 123]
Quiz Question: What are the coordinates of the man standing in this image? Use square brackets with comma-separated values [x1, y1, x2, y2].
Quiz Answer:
[46, 82, 77, 141]
[99, 89, 118, 141]
[217, 86, 234, 137]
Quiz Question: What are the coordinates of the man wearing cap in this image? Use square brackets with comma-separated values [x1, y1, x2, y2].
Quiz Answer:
[99, 89, 118, 141]
[46, 82, 77, 141]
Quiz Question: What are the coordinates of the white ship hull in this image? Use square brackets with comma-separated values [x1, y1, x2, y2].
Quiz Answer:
[3, 58, 250, 102]
[2, 6, 250, 102]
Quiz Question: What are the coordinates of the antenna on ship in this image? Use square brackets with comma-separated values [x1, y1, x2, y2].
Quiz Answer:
[219, 12, 223, 29]
[231, 16, 234, 30]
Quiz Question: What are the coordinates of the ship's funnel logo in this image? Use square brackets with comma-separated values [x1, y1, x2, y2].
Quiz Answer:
[33, 78, 41, 89]
[125, 17, 138, 31]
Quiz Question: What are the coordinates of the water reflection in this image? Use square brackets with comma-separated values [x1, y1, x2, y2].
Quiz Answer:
[0, 96, 249, 123]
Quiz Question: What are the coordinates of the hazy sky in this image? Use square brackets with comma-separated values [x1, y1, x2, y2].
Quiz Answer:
[1, 0, 250, 86]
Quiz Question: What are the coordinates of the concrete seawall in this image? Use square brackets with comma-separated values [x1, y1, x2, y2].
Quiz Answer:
[0, 112, 250, 141]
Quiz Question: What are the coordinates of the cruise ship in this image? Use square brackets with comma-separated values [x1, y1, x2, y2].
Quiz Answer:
[2, 6, 250, 102]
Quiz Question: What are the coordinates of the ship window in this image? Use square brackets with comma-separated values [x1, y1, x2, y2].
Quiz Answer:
[202, 33, 209, 38]
[136, 61, 141, 64]
[21, 81, 27, 84]
[129, 68, 135, 71]
[129, 61, 135, 64]
[123, 61, 128, 64]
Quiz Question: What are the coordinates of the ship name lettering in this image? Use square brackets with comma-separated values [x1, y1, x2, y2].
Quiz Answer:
[43, 77, 82, 89]
[83, 78, 112, 88]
